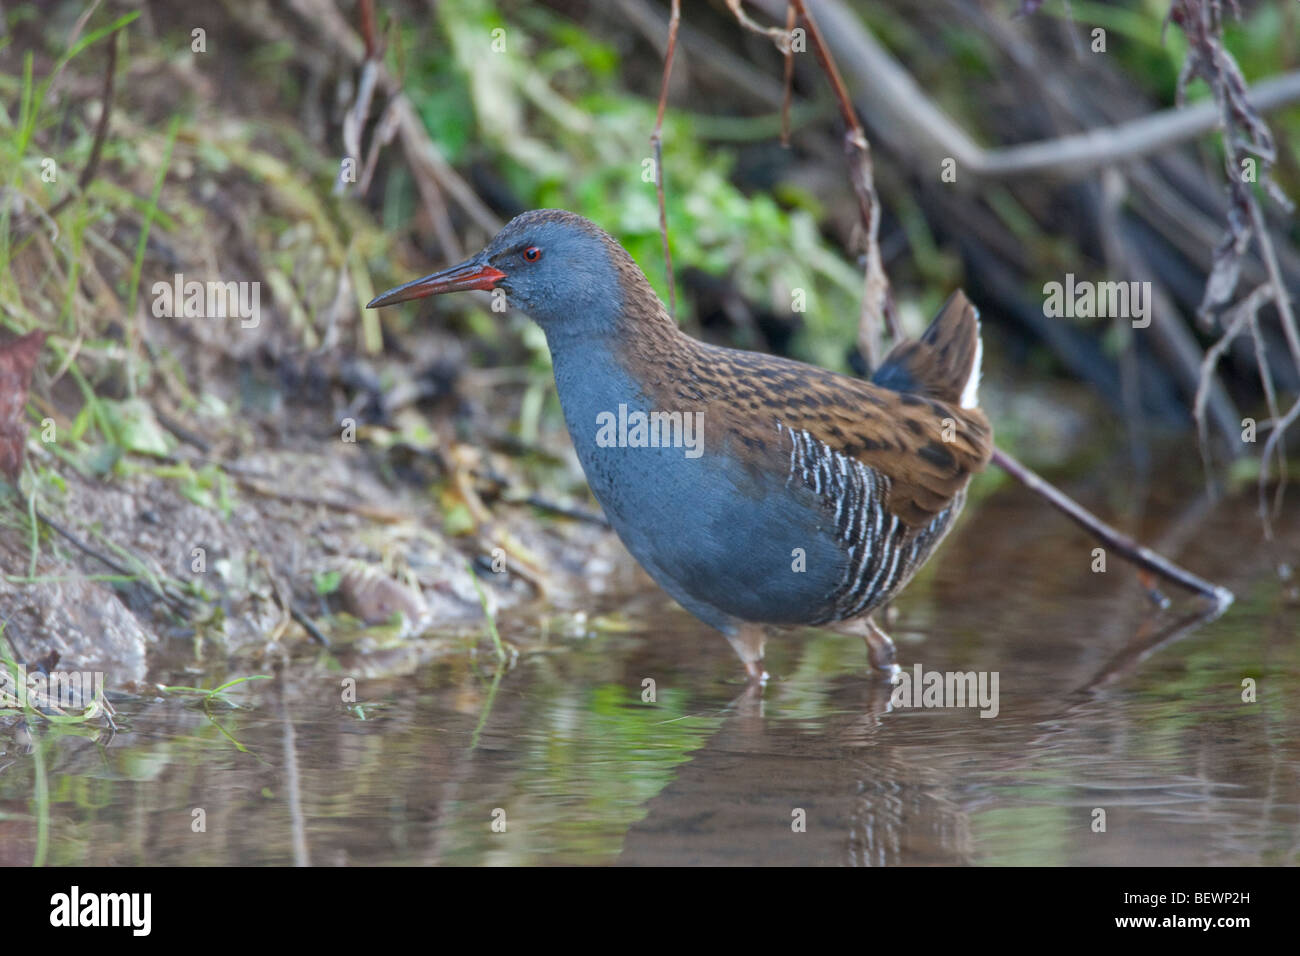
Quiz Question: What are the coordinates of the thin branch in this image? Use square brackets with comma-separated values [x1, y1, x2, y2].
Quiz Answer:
[1249, 196, 1300, 374]
[34, 507, 193, 614]
[45, 27, 119, 220]
[780, 2, 796, 147]
[1247, 309, 1285, 516]
[726, 0, 793, 46]
[1193, 283, 1272, 477]
[991, 448, 1234, 610]
[790, 0, 901, 366]
[289, 604, 331, 647]
[358, 0, 379, 58]
[650, 0, 681, 318]
[335, 57, 378, 196]
[290, 0, 501, 237]
[1166, 0, 1300, 537]
[1253, 179, 1300, 533]
[357, 93, 402, 196]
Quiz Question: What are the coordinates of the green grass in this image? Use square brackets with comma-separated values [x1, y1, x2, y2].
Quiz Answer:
[160, 674, 273, 708]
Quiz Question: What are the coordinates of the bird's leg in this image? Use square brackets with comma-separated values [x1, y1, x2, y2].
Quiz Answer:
[861, 616, 900, 680]
[724, 624, 768, 684]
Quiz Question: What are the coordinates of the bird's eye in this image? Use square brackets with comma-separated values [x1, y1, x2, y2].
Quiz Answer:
[522, 246, 542, 263]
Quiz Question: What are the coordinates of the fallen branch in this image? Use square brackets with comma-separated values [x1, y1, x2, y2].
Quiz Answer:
[992, 448, 1233, 610]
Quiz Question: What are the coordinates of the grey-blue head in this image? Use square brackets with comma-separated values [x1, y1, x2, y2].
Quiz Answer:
[367, 209, 642, 339]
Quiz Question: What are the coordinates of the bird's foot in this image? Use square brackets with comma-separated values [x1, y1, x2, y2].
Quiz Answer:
[725, 625, 768, 686]
[873, 661, 901, 683]
[862, 617, 900, 682]
[743, 658, 770, 685]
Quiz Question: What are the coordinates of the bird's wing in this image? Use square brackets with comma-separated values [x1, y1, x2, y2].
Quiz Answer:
[748, 368, 991, 527]
[648, 341, 991, 529]
[627, 293, 993, 528]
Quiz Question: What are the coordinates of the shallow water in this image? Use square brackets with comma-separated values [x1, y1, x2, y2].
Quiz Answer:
[2, 459, 1297, 866]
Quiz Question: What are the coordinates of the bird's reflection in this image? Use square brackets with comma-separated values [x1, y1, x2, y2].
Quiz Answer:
[620, 598, 1227, 866]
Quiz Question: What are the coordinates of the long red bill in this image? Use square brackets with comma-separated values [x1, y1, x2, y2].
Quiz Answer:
[366, 259, 506, 308]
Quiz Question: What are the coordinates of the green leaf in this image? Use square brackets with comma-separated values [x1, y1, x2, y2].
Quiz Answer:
[101, 398, 174, 458]
[314, 569, 342, 596]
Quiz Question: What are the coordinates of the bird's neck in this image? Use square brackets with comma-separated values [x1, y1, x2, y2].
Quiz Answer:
[541, 260, 689, 362]
[543, 267, 698, 451]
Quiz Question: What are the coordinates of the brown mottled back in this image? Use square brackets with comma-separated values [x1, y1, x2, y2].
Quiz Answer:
[616, 291, 992, 528]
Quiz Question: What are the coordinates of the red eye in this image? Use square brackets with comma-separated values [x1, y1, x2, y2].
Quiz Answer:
[523, 246, 542, 262]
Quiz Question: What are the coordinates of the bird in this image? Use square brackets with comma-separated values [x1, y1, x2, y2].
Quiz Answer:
[368, 209, 993, 681]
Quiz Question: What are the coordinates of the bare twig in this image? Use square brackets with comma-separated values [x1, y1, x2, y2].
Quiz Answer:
[732, 0, 900, 366]
[1166, 0, 1300, 536]
[33, 507, 194, 614]
[357, 94, 402, 196]
[335, 57, 378, 196]
[289, 604, 331, 647]
[726, 0, 793, 46]
[991, 448, 1234, 610]
[1246, 194, 1300, 531]
[357, 0, 379, 58]
[1253, 221, 1300, 528]
[780, 3, 797, 147]
[650, 0, 681, 317]
[1193, 284, 1271, 468]
[45, 28, 119, 220]
[791, 0, 901, 366]
[289, 0, 501, 239]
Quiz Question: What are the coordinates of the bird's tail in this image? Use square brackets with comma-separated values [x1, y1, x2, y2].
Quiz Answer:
[871, 290, 983, 409]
